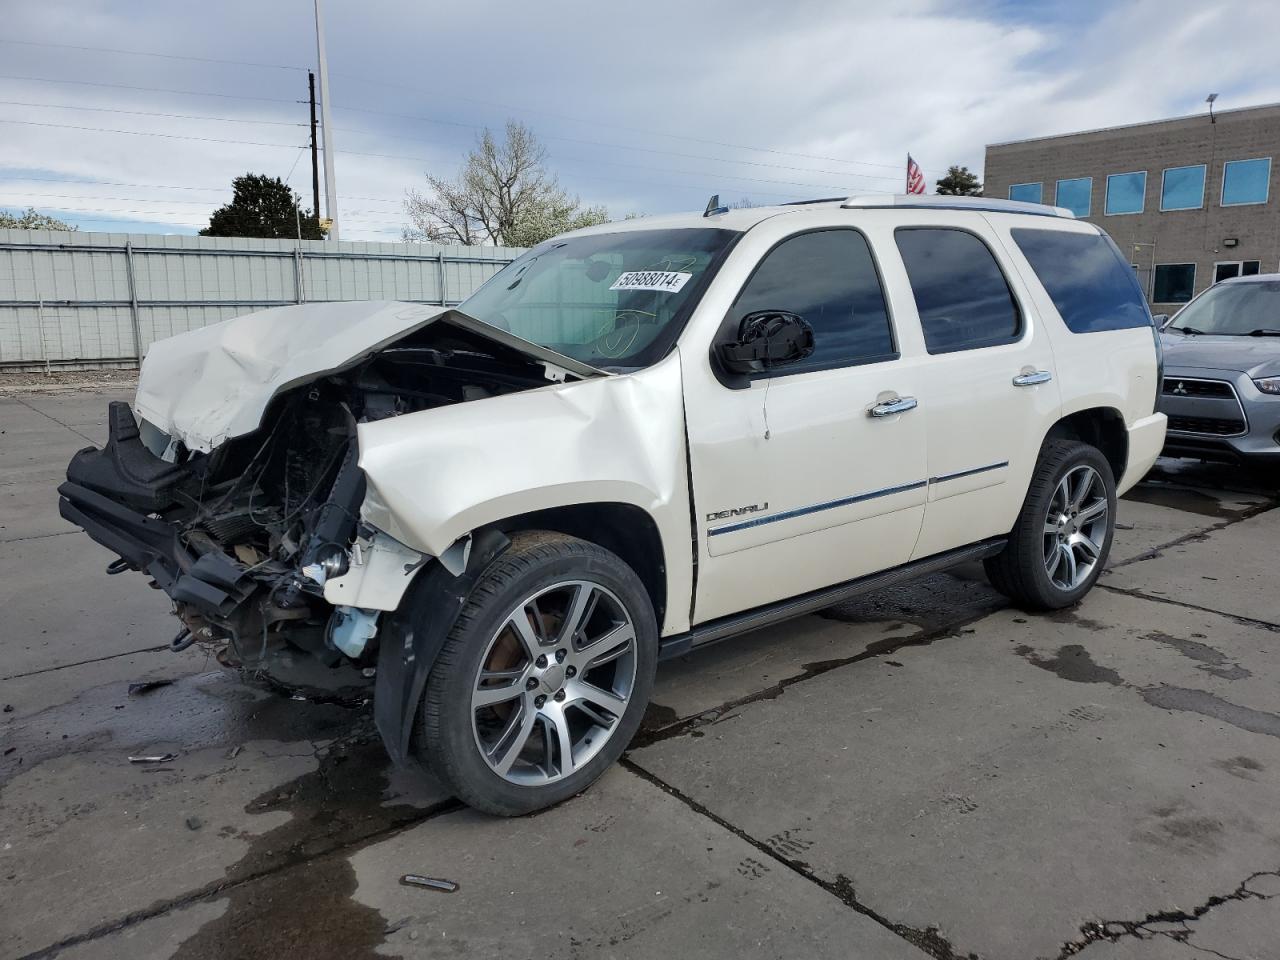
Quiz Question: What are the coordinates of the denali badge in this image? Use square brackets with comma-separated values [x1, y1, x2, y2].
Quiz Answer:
[707, 502, 769, 522]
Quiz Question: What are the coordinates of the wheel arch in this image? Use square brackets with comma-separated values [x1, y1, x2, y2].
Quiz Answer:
[1045, 406, 1128, 482]
[491, 502, 668, 631]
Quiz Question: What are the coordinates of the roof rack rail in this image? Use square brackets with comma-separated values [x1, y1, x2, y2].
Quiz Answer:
[781, 197, 847, 206]
[840, 194, 1074, 218]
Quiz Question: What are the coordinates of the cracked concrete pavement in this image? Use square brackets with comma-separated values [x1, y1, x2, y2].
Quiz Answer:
[3, 388, 1280, 960]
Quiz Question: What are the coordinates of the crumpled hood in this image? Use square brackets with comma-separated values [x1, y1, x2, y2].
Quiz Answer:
[1161, 331, 1280, 379]
[133, 300, 604, 453]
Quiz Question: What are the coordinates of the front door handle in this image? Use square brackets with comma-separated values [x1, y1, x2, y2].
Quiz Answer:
[1012, 370, 1052, 387]
[868, 395, 918, 418]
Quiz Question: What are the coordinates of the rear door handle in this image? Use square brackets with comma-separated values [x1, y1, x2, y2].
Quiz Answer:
[1012, 370, 1052, 387]
[868, 396, 918, 418]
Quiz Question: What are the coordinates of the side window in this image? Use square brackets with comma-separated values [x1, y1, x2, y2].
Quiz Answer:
[729, 229, 895, 373]
[1011, 228, 1151, 333]
[894, 228, 1022, 353]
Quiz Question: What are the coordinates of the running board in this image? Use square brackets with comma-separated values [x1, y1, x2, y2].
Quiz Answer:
[658, 538, 1006, 661]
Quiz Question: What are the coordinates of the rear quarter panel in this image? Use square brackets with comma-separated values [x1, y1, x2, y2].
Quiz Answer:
[984, 214, 1160, 429]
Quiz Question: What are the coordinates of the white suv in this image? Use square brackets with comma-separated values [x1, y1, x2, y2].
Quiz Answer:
[60, 195, 1167, 814]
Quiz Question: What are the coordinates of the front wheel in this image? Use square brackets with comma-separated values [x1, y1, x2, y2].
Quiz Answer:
[985, 439, 1117, 611]
[416, 531, 657, 816]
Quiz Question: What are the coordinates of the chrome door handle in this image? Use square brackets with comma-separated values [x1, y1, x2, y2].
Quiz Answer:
[868, 396, 918, 418]
[1012, 370, 1052, 387]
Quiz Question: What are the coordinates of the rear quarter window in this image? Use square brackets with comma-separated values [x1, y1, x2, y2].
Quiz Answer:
[1011, 228, 1151, 333]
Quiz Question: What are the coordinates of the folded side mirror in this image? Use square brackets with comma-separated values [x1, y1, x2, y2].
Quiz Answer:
[718, 310, 815, 375]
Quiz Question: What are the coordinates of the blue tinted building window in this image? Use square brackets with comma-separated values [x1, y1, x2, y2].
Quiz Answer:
[1011, 229, 1151, 333]
[1161, 165, 1205, 210]
[1105, 171, 1146, 215]
[1055, 178, 1092, 217]
[1221, 158, 1271, 206]
[1008, 182, 1042, 204]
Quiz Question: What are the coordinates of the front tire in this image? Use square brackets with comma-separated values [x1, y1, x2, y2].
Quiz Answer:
[416, 531, 657, 816]
[985, 439, 1116, 611]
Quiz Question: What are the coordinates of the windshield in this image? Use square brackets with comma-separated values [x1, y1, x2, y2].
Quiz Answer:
[1170, 280, 1280, 335]
[458, 227, 738, 368]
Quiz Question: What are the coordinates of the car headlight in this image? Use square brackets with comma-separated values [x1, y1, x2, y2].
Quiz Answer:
[1254, 377, 1280, 395]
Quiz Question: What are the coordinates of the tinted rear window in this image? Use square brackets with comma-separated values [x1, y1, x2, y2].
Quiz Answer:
[895, 228, 1021, 353]
[1011, 229, 1151, 333]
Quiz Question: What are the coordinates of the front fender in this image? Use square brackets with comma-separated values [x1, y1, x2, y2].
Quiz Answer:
[356, 350, 693, 634]
[374, 529, 510, 765]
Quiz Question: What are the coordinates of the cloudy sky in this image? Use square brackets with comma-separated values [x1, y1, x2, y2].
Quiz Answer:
[2, 0, 1277, 241]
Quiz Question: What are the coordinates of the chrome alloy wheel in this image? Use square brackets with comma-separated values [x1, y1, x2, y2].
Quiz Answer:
[470, 580, 637, 785]
[1043, 464, 1109, 591]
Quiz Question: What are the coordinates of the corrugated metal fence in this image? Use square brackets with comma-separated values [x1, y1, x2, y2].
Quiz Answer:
[0, 229, 523, 370]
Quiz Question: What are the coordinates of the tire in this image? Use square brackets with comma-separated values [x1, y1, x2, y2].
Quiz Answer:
[416, 530, 658, 816]
[984, 439, 1117, 611]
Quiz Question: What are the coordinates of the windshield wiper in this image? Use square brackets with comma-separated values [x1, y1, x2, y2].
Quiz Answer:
[1169, 325, 1205, 335]
[1247, 329, 1280, 337]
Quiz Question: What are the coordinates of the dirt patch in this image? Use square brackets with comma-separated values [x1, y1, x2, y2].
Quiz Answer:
[0, 368, 138, 395]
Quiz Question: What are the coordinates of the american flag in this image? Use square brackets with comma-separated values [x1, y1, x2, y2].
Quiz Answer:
[905, 155, 926, 195]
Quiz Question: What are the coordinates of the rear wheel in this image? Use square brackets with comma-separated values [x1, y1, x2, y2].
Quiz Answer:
[417, 531, 657, 816]
[985, 439, 1116, 610]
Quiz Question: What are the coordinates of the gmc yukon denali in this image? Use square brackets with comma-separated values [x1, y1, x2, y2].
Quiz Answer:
[59, 195, 1167, 814]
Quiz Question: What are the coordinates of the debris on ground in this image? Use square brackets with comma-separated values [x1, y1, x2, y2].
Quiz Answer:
[2, 704, 13, 713]
[185, 816, 203, 831]
[399, 874, 460, 893]
[127, 679, 174, 696]
[128, 753, 178, 764]
[225, 745, 242, 760]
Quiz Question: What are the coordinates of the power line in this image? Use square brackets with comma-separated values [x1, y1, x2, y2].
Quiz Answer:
[333, 70, 922, 173]
[0, 118, 868, 195]
[0, 174, 418, 208]
[0, 73, 300, 105]
[0, 71, 938, 176]
[0, 99, 305, 127]
[331, 112, 902, 185]
[0, 117, 302, 149]
[0, 38, 304, 72]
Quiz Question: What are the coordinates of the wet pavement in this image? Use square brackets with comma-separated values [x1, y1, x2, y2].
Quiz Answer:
[3, 388, 1280, 960]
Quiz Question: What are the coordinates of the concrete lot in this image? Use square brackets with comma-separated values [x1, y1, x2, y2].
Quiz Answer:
[2, 386, 1279, 960]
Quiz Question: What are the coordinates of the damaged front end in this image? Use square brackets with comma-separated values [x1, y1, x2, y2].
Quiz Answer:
[58, 310, 589, 702]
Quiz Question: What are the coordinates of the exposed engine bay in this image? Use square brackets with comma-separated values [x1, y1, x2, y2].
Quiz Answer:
[59, 318, 573, 687]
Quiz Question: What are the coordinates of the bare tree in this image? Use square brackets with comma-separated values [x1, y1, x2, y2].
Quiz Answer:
[404, 121, 608, 246]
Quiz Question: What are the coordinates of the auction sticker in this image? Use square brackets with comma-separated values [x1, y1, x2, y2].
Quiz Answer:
[609, 271, 693, 293]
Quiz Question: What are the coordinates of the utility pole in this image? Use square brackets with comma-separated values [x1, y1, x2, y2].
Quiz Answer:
[308, 70, 321, 232]
[313, 0, 339, 239]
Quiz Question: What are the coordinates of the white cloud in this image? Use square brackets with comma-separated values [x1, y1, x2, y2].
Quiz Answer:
[1, 0, 1277, 239]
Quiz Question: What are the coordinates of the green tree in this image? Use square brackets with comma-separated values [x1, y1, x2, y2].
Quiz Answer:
[200, 174, 326, 239]
[404, 120, 609, 246]
[934, 165, 983, 196]
[0, 207, 76, 230]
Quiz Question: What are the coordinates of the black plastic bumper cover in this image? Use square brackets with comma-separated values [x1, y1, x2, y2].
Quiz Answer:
[66, 401, 189, 512]
[59, 403, 258, 620]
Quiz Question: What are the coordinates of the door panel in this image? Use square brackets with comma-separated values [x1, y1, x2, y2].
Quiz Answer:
[681, 224, 929, 624]
[892, 222, 1062, 560]
[686, 361, 928, 621]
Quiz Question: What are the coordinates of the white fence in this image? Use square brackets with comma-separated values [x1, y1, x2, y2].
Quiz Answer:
[0, 230, 523, 369]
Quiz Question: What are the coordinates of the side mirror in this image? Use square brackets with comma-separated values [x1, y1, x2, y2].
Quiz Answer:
[1152, 314, 1170, 329]
[718, 310, 815, 374]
